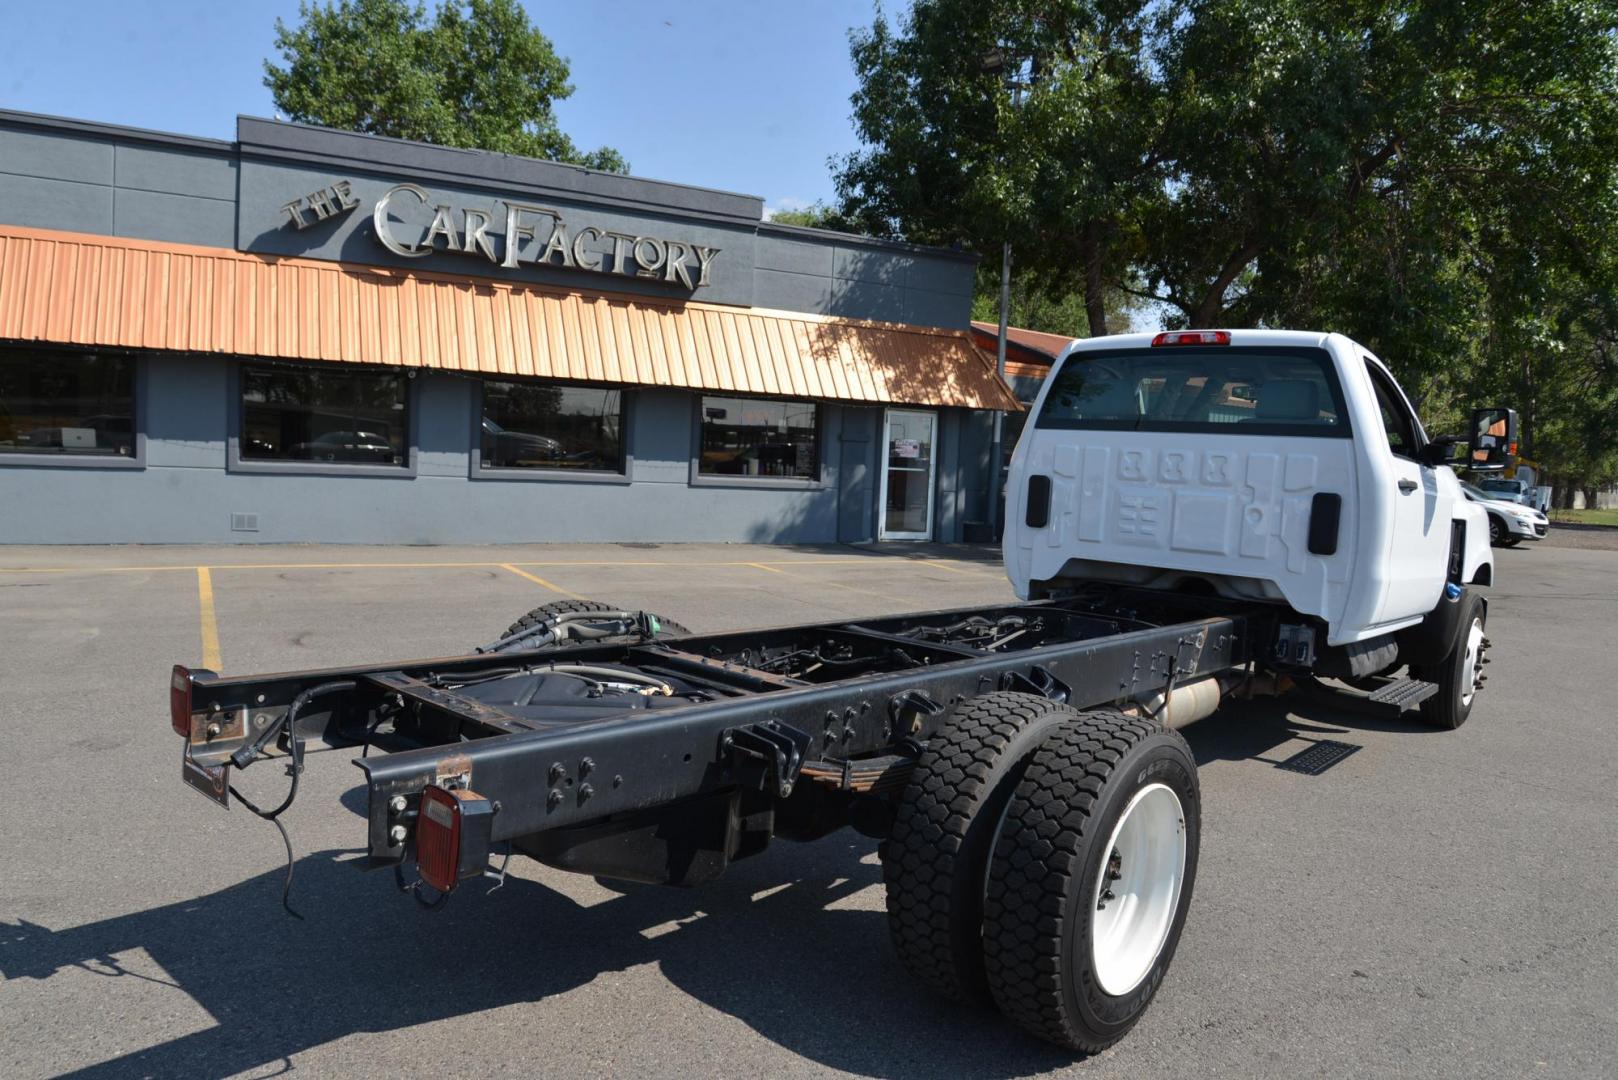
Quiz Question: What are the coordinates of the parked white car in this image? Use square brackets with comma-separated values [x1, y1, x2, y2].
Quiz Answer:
[1474, 476, 1534, 506]
[1460, 480, 1549, 546]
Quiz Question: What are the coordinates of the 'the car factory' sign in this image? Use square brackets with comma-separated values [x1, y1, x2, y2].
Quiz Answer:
[284, 181, 723, 291]
[281, 180, 720, 289]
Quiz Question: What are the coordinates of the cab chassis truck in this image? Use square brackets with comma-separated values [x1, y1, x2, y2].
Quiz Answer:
[172, 330, 1514, 1052]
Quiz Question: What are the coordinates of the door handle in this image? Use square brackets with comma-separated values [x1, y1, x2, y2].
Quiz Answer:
[1398, 479, 1418, 494]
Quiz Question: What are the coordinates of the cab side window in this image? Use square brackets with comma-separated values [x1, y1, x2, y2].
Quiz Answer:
[1364, 359, 1418, 460]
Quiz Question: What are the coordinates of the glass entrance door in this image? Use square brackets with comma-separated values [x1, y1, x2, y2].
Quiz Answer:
[879, 409, 937, 540]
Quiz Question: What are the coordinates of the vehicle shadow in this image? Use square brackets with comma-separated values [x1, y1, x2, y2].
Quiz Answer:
[0, 829, 1072, 1079]
[1181, 692, 1444, 767]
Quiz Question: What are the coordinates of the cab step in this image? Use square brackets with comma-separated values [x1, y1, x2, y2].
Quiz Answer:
[1364, 678, 1439, 714]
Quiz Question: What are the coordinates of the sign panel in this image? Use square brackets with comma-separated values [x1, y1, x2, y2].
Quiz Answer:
[277, 179, 720, 290]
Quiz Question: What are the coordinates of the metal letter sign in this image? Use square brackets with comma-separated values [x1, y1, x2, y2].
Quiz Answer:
[352, 182, 718, 289]
[282, 180, 361, 229]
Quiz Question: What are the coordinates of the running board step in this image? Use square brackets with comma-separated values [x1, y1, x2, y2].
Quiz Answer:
[1365, 678, 1439, 714]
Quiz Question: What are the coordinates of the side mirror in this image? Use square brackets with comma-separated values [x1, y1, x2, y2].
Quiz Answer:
[1467, 406, 1519, 473]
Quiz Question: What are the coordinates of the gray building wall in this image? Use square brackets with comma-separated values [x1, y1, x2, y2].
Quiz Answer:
[0, 110, 977, 327]
[0, 352, 991, 545]
[0, 110, 994, 546]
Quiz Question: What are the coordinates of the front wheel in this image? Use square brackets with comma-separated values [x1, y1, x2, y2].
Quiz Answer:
[1416, 590, 1487, 730]
[983, 711, 1199, 1052]
[1487, 516, 1505, 546]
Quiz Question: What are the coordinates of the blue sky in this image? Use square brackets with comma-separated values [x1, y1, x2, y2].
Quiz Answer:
[0, 1, 887, 215]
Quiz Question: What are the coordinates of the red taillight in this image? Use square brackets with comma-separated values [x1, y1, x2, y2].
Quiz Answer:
[1152, 330, 1231, 346]
[414, 784, 495, 895]
[417, 785, 464, 894]
[170, 664, 194, 737]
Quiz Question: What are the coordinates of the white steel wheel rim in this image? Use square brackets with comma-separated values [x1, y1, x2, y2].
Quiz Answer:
[1459, 617, 1485, 707]
[1089, 782, 1186, 997]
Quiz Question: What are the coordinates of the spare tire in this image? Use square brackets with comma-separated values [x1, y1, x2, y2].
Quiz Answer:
[500, 598, 691, 646]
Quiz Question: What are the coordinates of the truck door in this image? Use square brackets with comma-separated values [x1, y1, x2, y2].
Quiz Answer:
[1364, 357, 1450, 625]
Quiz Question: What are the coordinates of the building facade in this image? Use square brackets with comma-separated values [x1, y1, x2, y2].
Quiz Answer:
[0, 110, 1017, 545]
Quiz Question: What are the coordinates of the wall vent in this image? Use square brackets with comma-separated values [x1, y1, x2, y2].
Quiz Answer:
[230, 513, 260, 533]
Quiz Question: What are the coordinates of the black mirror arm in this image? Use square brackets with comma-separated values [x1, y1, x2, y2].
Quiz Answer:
[1420, 434, 1465, 467]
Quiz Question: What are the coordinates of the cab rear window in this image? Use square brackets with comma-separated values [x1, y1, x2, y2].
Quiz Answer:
[1036, 346, 1350, 437]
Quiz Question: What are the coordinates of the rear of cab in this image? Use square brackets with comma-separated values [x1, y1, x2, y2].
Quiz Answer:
[1003, 330, 1489, 646]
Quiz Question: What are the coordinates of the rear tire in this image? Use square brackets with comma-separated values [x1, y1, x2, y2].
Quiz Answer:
[1416, 590, 1486, 730]
[501, 598, 690, 644]
[983, 710, 1200, 1052]
[883, 691, 1076, 1003]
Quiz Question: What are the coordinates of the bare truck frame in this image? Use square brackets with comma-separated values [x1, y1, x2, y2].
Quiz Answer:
[171, 588, 1368, 1051]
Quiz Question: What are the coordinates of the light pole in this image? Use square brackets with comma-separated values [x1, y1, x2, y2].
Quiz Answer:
[989, 240, 1011, 540]
[983, 49, 1025, 541]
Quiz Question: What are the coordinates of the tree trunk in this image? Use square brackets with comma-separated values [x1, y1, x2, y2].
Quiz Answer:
[1519, 353, 1536, 459]
[1080, 222, 1108, 337]
[1188, 240, 1262, 329]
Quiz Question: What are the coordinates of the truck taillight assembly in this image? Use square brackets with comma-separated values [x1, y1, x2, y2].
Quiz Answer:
[416, 784, 495, 895]
[171, 665, 195, 736]
[1151, 330, 1231, 346]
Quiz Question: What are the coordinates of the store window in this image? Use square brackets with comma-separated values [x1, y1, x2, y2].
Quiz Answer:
[480, 380, 626, 472]
[698, 396, 819, 480]
[240, 365, 409, 466]
[0, 347, 137, 458]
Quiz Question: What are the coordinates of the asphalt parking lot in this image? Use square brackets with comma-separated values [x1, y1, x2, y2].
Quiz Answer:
[2, 536, 1615, 1079]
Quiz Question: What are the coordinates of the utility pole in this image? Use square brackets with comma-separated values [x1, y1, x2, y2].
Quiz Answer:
[984, 62, 1023, 542]
[988, 242, 1011, 539]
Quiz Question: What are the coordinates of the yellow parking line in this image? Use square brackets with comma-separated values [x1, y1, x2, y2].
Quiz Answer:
[196, 567, 222, 671]
[745, 562, 785, 574]
[500, 563, 586, 600]
[758, 562, 910, 604]
[913, 559, 990, 576]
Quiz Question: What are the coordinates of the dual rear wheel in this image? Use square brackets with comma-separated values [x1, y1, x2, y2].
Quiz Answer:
[884, 691, 1200, 1051]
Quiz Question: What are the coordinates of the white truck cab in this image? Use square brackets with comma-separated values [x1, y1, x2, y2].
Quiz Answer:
[1004, 329, 1501, 659]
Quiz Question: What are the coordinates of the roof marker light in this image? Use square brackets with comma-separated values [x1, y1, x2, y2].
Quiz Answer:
[1151, 330, 1231, 347]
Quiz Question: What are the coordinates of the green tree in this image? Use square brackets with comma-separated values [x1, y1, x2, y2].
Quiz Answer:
[767, 201, 851, 229]
[834, 0, 1165, 337]
[1144, 0, 1618, 350]
[969, 267, 1142, 337]
[835, 0, 1618, 494]
[265, 0, 625, 171]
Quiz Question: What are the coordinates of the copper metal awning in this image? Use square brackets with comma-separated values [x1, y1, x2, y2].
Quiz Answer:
[0, 226, 1020, 411]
